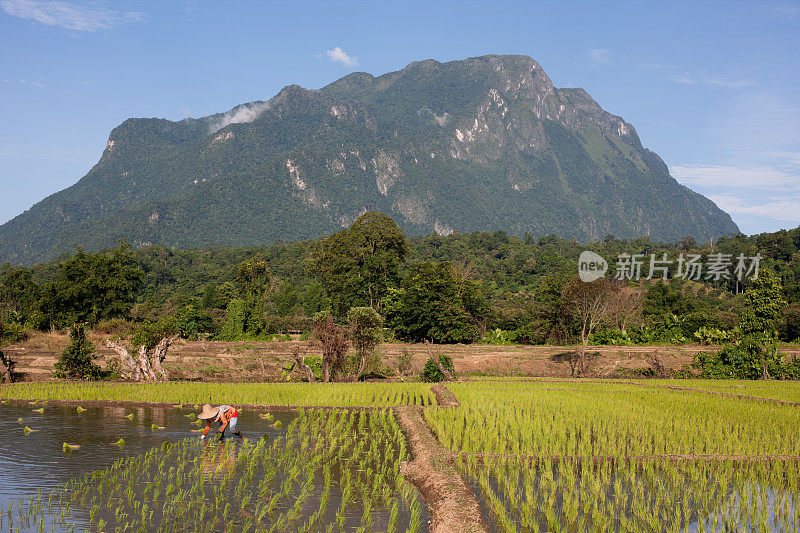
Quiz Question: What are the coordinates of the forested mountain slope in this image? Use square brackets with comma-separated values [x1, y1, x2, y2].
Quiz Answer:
[0, 54, 738, 264]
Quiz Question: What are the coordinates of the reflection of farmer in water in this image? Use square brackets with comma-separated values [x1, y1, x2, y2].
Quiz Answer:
[201, 439, 237, 475]
[198, 404, 242, 440]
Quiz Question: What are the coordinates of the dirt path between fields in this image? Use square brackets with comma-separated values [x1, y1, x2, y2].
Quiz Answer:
[395, 405, 486, 533]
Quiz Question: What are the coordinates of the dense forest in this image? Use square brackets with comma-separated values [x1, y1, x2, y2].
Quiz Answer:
[1, 212, 799, 379]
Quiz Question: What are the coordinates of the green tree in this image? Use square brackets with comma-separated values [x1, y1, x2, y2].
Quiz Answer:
[55, 324, 101, 380]
[310, 212, 408, 317]
[39, 244, 143, 328]
[217, 299, 248, 340]
[385, 262, 485, 344]
[347, 306, 384, 379]
[739, 269, 786, 379]
[0, 264, 40, 326]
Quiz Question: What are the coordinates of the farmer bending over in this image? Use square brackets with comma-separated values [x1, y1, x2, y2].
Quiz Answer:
[198, 404, 242, 440]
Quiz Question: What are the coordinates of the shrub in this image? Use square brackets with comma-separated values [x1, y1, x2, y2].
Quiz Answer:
[55, 324, 101, 380]
[397, 347, 413, 376]
[304, 355, 324, 380]
[420, 354, 456, 383]
[130, 318, 178, 350]
[94, 317, 135, 336]
[483, 328, 513, 345]
[0, 320, 29, 344]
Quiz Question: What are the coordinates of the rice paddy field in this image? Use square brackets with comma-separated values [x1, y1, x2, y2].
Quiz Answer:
[2, 377, 800, 531]
[0, 382, 437, 408]
[639, 378, 800, 403]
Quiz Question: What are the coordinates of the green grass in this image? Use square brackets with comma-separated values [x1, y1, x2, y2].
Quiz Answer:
[0, 382, 436, 407]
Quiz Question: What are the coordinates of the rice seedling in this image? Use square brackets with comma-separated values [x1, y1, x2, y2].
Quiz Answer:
[426, 381, 800, 457]
[258, 413, 273, 420]
[32, 407, 44, 413]
[643, 378, 800, 403]
[75, 406, 86, 413]
[110, 438, 125, 446]
[62, 443, 80, 453]
[151, 424, 165, 430]
[4, 408, 428, 532]
[124, 413, 134, 420]
[0, 381, 436, 407]
[23, 426, 37, 435]
[424, 379, 800, 531]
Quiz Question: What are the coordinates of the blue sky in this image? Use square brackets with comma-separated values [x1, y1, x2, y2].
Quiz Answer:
[1, 0, 799, 237]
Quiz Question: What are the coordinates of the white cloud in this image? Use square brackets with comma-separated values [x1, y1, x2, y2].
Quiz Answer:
[207, 101, 270, 134]
[775, 4, 800, 16]
[325, 47, 358, 67]
[707, 194, 800, 224]
[1, 0, 145, 32]
[587, 48, 610, 67]
[670, 164, 799, 190]
[669, 72, 753, 88]
[17, 78, 44, 87]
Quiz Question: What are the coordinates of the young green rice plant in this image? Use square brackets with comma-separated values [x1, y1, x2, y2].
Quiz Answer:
[5, 408, 427, 532]
[0, 381, 436, 407]
[427, 381, 800, 457]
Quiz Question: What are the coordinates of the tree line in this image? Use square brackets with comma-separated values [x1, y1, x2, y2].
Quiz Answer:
[2, 212, 800, 380]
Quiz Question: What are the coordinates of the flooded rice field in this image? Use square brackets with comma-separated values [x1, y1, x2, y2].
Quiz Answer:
[0, 402, 428, 532]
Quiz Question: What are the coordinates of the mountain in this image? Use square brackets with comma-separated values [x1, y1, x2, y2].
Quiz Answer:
[0, 54, 738, 264]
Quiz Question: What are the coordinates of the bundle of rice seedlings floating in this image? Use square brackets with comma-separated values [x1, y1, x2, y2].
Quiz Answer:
[76, 406, 86, 413]
[17, 417, 23, 423]
[110, 438, 125, 446]
[62, 443, 80, 453]
[151, 424, 165, 430]
[259, 413, 273, 420]
[124, 413, 134, 420]
[32, 408, 44, 414]
[23, 426, 37, 435]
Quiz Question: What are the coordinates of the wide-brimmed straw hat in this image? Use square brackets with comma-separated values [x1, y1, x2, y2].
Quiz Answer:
[198, 404, 219, 420]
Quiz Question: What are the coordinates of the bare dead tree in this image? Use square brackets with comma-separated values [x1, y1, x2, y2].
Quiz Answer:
[0, 350, 14, 383]
[645, 349, 668, 378]
[562, 277, 617, 376]
[424, 340, 455, 382]
[293, 345, 315, 382]
[606, 282, 643, 335]
[105, 335, 178, 382]
[312, 315, 350, 382]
